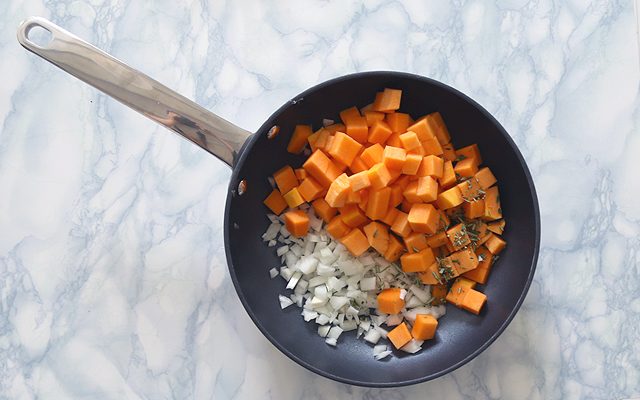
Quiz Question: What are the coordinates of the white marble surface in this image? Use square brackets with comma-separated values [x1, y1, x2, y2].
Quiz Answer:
[1, 0, 639, 399]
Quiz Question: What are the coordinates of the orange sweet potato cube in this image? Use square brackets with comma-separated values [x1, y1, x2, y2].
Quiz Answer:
[387, 322, 412, 349]
[348, 170, 372, 192]
[263, 189, 288, 215]
[349, 156, 369, 174]
[442, 142, 457, 161]
[404, 232, 428, 253]
[283, 188, 306, 208]
[475, 167, 497, 189]
[368, 120, 393, 144]
[287, 124, 313, 154]
[464, 199, 485, 219]
[360, 143, 384, 168]
[372, 88, 402, 112]
[439, 160, 457, 189]
[406, 118, 433, 142]
[426, 231, 448, 248]
[391, 211, 412, 237]
[460, 288, 487, 315]
[381, 206, 400, 226]
[423, 112, 451, 145]
[417, 176, 438, 203]
[389, 184, 404, 207]
[484, 233, 506, 255]
[382, 146, 407, 170]
[482, 186, 502, 221]
[411, 314, 438, 340]
[294, 168, 307, 181]
[402, 181, 422, 203]
[328, 131, 363, 166]
[399, 131, 421, 150]
[384, 235, 405, 262]
[340, 228, 370, 256]
[400, 247, 435, 273]
[436, 186, 464, 210]
[273, 165, 298, 194]
[311, 198, 337, 222]
[417, 155, 444, 178]
[297, 176, 325, 202]
[446, 223, 471, 251]
[386, 133, 403, 147]
[377, 288, 405, 314]
[402, 154, 423, 175]
[327, 215, 350, 239]
[455, 144, 482, 165]
[421, 136, 444, 156]
[407, 203, 439, 234]
[454, 157, 479, 178]
[339, 106, 361, 125]
[367, 163, 393, 190]
[346, 116, 369, 143]
[303, 150, 342, 187]
[363, 221, 390, 255]
[324, 173, 351, 208]
[339, 204, 369, 228]
[386, 112, 412, 134]
[366, 187, 391, 221]
[283, 210, 309, 237]
[363, 110, 385, 126]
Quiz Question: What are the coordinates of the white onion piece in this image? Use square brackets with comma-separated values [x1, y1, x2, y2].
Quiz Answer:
[364, 329, 381, 344]
[325, 337, 337, 346]
[279, 295, 294, 309]
[318, 325, 330, 337]
[375, 350, 392, 360]
[269, 268, 278, 279]
[327, 326, 343, 339]
[386, 314, 403, 326]
[341, 319, 357, 331]
[374, 326, 388, 339]
[294, 279, 308, 295]
[373, 344, 388, 355]
[316, 264, 336, 276]
[286, 271, 302, 290]
[405, 295, 423, 309]
[302, 310, 318, 321]
[409, 285, 431, 303]
[298, 256, 318, 274]
[359, 277, 376, 291]
[316, 314, 330, 325]
[276, 246, 289, 256]
[308, 276, 327, 288]
[329, 296, 349, 311]
[400, 339, 424, 354]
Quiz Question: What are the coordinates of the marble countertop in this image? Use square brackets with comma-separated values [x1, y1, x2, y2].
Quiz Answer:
[1, 1, 639, 399]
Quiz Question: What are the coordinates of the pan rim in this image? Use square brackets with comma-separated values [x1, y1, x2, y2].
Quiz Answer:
[223, 71, 541, 388]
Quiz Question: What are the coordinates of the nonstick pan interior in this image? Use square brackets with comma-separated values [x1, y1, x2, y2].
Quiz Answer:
[225, 72, 540, 387]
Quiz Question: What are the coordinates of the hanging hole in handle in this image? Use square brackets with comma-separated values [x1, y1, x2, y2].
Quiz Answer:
[25, 24, 53, 48]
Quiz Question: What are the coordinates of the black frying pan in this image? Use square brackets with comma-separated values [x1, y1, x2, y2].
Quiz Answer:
[18, 17, 540, 387]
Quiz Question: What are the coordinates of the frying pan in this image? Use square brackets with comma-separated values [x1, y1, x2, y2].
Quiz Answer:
[17, 17, 540, 387]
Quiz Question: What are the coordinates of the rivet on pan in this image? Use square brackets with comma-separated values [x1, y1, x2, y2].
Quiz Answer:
[233, 222, 240, 230]
[238, 179, 247, 195]
[267, 125, 280, 139]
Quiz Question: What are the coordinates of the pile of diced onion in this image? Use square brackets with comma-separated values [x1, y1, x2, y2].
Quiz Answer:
[263, 204, 445, 360]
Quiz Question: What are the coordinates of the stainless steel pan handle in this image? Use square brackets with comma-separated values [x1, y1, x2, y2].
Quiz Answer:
[17, 16, 252, 167]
